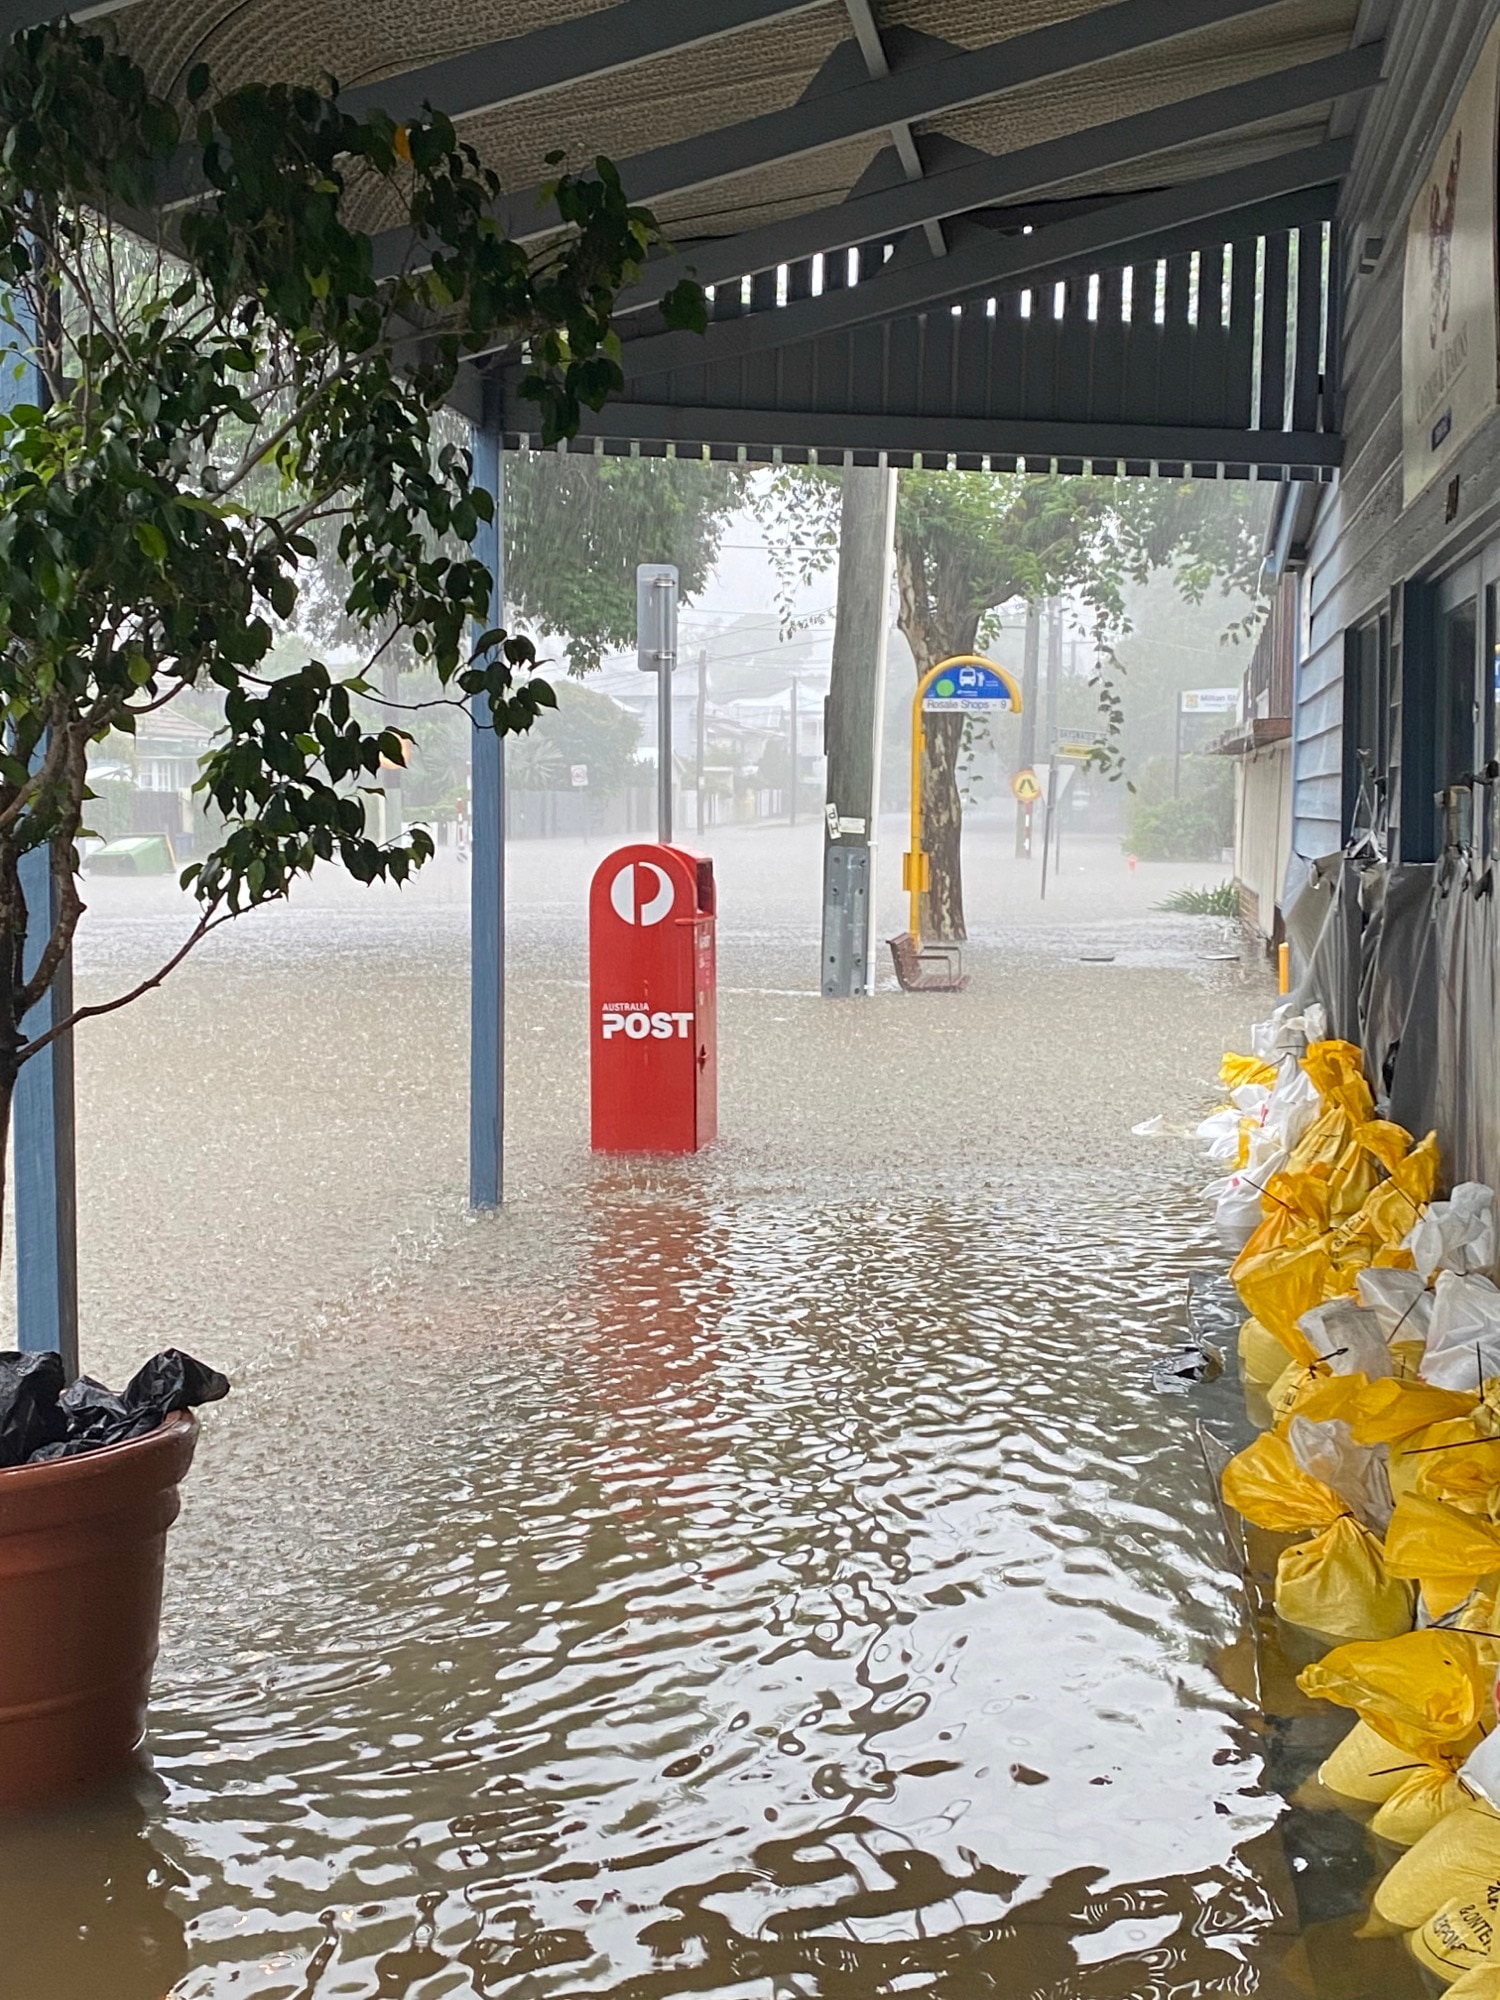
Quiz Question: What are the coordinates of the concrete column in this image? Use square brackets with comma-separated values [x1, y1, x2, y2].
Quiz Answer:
[820, 464, 896, 997]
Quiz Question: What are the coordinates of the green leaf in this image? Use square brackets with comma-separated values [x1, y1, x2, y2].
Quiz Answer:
[133, 521, 167, 561]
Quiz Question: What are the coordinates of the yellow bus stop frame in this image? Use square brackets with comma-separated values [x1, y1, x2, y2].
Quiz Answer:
[904, 654, 1023, 943]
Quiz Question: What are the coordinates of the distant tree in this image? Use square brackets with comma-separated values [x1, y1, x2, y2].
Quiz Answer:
[508, 680, 641, 795]
[759, 469, 1266, 939]
[504, 454, 743, 674]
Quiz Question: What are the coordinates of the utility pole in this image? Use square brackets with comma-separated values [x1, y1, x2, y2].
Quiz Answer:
[696, 645, 708, 835]
[788, 674, 799, 825]
[821, 464, 897, 997]
[1015, 599, 1041, 858]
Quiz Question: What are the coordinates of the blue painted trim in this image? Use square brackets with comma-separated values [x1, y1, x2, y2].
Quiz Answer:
[469, 422, 504, 1208]
[2, 300, 78, 1368]
[15, 837, 78, 1371]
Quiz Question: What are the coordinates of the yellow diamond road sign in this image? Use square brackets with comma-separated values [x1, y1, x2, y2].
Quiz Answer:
[1011, 767, 1041, 803]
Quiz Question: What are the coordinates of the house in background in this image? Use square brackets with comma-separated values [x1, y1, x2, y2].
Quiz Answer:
[1213, 569, 1298, 954]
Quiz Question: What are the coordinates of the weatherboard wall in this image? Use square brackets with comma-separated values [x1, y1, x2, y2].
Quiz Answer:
[1296, 0, 1500, 864]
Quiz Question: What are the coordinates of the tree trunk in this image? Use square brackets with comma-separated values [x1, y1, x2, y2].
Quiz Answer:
[894, 528, 979, 943]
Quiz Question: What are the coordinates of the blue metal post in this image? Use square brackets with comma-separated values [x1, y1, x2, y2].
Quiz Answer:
[15, 847, 78, 1372]
[0, 300, 78, 1367]
[469, 417, 504, 1208]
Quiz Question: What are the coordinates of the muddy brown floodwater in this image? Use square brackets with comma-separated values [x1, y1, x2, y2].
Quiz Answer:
[0, 824, 1429, 1998]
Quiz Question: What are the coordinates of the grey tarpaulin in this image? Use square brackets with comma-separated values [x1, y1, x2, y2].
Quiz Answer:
[1286, 848, 1500, 1188]
[1283, 853, 1362, 1039]
[1429, 860, 1500, 1188]
[1361, 863, 1437, 1135]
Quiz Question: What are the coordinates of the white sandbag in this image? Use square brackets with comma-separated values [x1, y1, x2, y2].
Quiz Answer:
[1298, 1299, 1396, 1379]
[1407, 1183, 1498, 1281]
[1287, 1414, 1395, 1533]
[1263, 1062, 1322, 1153]
[1357, 1266, 1434, 1345]
[1420, 1273, 1500, 1391]
[1460, 1731, 1500, 1813]
[1196, 1106, 1245, 1164]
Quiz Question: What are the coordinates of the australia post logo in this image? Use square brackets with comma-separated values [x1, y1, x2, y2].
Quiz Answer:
[609, 859, 676, 926]
[601, 1002, 693, 1041]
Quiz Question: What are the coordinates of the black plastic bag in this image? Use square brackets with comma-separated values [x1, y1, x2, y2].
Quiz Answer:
[0, 1347, 229, 1467]
[0, 1351, 67, 1466]
[123, 1349, 229, 1415]
[27, 1377, 162, 1461]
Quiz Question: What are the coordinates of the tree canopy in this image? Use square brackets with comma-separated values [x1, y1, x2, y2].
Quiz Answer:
[757, 468, 1267, 937]
[504, 453, 743, 675]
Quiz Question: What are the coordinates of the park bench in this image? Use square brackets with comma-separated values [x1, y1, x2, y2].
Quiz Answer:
[887, 932, 969, 993]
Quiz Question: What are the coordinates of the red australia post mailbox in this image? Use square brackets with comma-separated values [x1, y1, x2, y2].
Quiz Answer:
[589, 843, 717, 1152]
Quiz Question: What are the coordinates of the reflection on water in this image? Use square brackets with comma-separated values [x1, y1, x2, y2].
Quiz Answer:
[0, 1171, 1429, 1996]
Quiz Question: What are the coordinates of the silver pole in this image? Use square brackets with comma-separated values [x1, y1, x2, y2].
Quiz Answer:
[637, 564, 680, 846]
[657, 575, 674, 845]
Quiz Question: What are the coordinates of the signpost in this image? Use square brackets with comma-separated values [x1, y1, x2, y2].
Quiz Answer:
[1039, 730, 1103, 902]
[1174, 686, 1239, 796]
[905, 655, 1022, 943]
[1011, 767, 1041, 804]
[637, 564, 679, 842]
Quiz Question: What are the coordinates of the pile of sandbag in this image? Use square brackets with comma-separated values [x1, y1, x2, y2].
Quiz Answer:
[1202, 1009, 1500, 1985]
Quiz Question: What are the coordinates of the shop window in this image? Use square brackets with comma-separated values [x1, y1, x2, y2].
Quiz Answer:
[1344, 614, 1389, 842]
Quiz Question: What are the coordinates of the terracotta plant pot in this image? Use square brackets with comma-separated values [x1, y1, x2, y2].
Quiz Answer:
[0, 1410, 198, 1811]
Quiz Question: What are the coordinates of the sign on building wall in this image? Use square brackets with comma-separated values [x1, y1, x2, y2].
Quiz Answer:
[1402, 22, 1500, 505]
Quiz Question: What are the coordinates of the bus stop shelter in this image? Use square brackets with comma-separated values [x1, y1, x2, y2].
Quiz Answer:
[0, 0, 1387, 1342]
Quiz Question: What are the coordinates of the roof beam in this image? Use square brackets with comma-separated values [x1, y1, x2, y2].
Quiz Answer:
[841, 0, 946, 259]
[615, 43, 1381, 308]
[521, 402, 1345, 470]
[611, 141, 1352, 377]
[0, 0, 140, 29]
[488, 0, 1300, 237]
[337, 0, 828, 126]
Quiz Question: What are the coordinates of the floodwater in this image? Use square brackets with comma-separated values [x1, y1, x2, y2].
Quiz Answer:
[0, 823, 1427, 1998]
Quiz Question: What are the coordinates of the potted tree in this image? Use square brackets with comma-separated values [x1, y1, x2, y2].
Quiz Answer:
[0, 18, 702, 1807]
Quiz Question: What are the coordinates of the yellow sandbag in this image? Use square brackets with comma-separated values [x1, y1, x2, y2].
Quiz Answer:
[1221, 1431, 1343, 1532]
[1297, 1630, 1490, 1761]
[1286, 1103, 1354, 1182]
[1274, 1515, 1415, 1642]
[1446, 1965, 1500, 1998]
[1392, 1417, 1496, 1503]
[1414, 1426, 1500, 1514]
[1329, 1137, 1382, 1222]
[1221, 1052, 1278, 1090]
[1375, 1798, 1500, 1928]
[1239, 1316, 1294, 1387]
[1411, 1892, 1500, 1981]
[1358, 1118, 1418, 1176]
[1234, 1237, 1334, 1358]
[1397, 1130, 1445, 1207]
[1384, 1494, 1500, 1619]
[1320, 1716, 1422, 1804]
[1304, 1039, 1376, 1125]
[1393, 1337, 1428, 1381]
[1350, 1380, 1480, 1446]
[1268, 1357, 1349, 1428]
[1233, 1197, 1314, 1275]
[1373, 1764, 1470, 1846]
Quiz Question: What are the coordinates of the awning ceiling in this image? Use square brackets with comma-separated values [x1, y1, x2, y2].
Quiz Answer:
[7, 0, 1388, 471]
